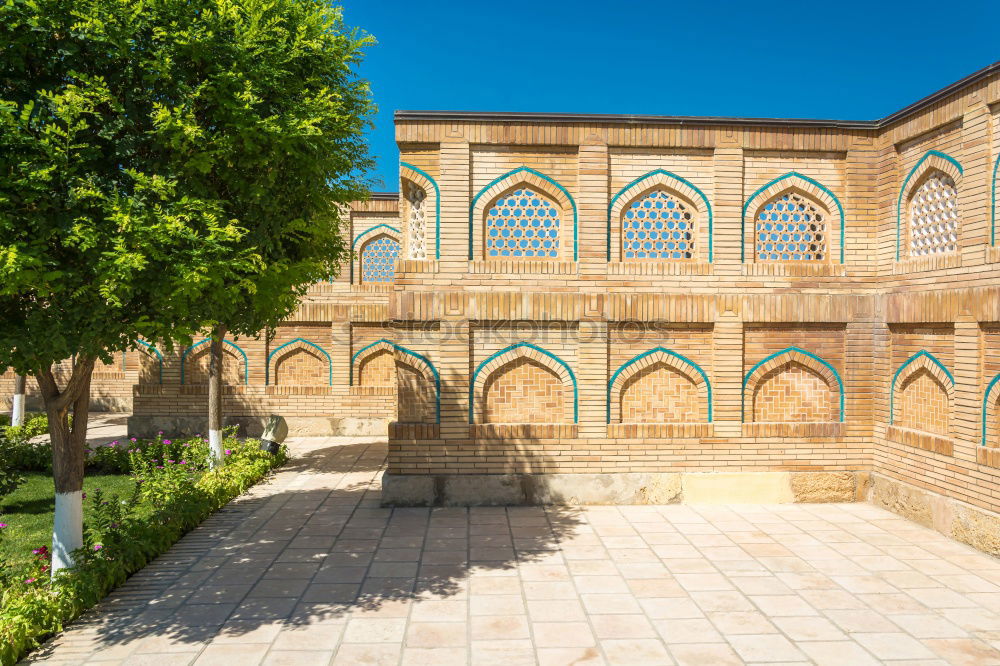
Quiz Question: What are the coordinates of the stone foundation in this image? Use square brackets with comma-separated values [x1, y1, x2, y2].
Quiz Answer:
[127, 415, 387, 439]
[381, 470, 867, 507]
[869, 473, 1000, 557]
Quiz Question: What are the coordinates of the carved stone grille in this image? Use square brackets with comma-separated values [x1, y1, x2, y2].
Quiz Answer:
[755, 193, 827, 262]
[485, 188, 560, 258]
[360, 235, 400, 283]
[623, 189, 695, 260]
[909, 171, 958, 257]
[405, 183, 427, 260]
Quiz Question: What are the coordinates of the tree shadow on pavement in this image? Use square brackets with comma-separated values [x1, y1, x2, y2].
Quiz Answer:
[24, 438, 585, 661]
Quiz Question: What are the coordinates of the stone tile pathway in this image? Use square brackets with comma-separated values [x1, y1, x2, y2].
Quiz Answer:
[26, 437, 1000, 665]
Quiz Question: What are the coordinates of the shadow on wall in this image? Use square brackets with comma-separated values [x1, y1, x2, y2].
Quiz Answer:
[25, 441, 584, 657]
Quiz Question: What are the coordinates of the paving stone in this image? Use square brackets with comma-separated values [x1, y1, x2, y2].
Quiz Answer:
[27, 437, 1000, 666]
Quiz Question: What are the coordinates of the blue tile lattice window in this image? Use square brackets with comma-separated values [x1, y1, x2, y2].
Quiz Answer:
[755, 193, 827, 261]
[485, 188, 560, 258]
[360, 235, 400, 283]
[623, 189, 695, 260]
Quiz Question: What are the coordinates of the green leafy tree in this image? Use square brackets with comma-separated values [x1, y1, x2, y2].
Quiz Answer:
[140, 0, 374, 460]
[0, 0, 373, 571]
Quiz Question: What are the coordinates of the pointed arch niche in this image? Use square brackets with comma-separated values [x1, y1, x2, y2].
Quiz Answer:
[469, 167, 577, 270]
[887, 350, 955, 456]
[352, 224, 401, 287]
[351, 339, 440, 425]
[894, 150, 963, 271]
[979, 374, 1000, 468]
[180, 338, 249, 385]
[400, 162, 440, 261]
[470, 342, 577, 439]
[742, 172, 845, 277]
[742, 347, 845, 438]
[607, 170, 713, 275]
[607, 347, 713, 439]
[266, 338, 333, 387]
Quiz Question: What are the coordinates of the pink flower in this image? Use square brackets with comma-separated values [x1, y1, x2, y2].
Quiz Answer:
[179, 461, 187, 465]
[0, 523, 7, 529]
[110, 440, 118, 447]
[167, 460, 175, 464]
[24, 578, 36, 584]
[163, 439, 172, 445]
[130, 437, 137, 442]
[224, 449, 232, 456]
[93, 545, 103, 551]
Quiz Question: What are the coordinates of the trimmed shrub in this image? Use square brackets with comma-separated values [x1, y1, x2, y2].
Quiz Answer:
[0, 433, 286, 665]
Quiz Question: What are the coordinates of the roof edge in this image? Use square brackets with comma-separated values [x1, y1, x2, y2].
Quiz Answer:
[394, 61, 1000, 131]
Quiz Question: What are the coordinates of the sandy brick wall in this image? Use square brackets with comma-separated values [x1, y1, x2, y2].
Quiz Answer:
[10, 68, 1000, 516]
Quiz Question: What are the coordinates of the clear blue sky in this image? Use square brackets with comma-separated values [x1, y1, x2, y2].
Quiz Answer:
[345, 0, 999, 192]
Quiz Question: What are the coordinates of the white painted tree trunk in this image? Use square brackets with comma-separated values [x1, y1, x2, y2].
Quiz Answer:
[11, 374, 26, 426]
[52, 490, 83, 574]
[11, 393, 25, 426]
[208, 428, 223, 468]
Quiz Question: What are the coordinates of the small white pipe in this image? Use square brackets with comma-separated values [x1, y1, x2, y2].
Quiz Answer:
[208, 429, 223, 468]
[52, 491, 83, 575]
[11, 392, 25, 427]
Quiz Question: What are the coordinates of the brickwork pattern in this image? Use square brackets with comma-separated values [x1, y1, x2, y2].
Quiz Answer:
[752, 361, 837, 422]
[897, 367, 951, 435]
[273, 347, 327, 386]
[87, 67, 1000, 521]
[481, 357, 567, 424]
[396, 360, 435, 423]
[184, 345, 245, 385]
[619, 361, 703, 422]
[358, 348, 395, 387]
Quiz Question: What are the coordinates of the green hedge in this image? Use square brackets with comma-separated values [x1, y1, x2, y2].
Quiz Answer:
[0, 435, 286, 665]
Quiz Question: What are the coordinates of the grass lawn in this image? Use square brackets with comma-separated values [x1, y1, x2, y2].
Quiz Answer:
[0, 472, 136, 570]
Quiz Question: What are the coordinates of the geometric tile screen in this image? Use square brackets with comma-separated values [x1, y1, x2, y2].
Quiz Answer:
[485, 188, 560, 258]
[361, 235, 400, 283]
[405, 182, 427, 260]
[908, 171, 959, 257]
[755, 192, 827, 262]
[622, 189, 695, 260]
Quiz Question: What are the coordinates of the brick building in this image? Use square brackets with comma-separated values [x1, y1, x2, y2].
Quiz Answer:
[5, 62, 1000, 551]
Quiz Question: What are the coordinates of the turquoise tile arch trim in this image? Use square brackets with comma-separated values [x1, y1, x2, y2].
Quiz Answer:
[981, 373, 1000, 446]
[352, 223, 402, 249]
[400, 162, 441, 260]
[180, 338, 249, 385]
[135, 340, 164, 384]
[469, 167, 578, 261]
[350, 224, 401, 284]
[606, 347, 712, 424]
[607, 170, 714, 262]
[888, 349, 954, 425]
[469, 342, 578, 424]
[895, 150, 964, 261]
[742, 346, 845, 422]
[742, 172, 846, 263]
[992, 153, 1000, 246]
[266, 338, 332, 386]
[350, 338, 440, 423]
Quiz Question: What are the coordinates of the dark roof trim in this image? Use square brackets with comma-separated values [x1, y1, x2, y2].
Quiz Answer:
[369, 192, 399, 200]
[395, 61, 1000, 131]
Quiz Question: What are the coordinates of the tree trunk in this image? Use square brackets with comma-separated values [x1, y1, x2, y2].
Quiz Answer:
[207, 325, 227, 467]
[36, 357, 95, 575]
[11, 374, 26, 426]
